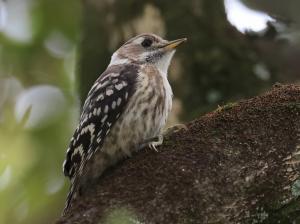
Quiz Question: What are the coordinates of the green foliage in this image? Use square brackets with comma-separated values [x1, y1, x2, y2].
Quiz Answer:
[0, 0, 80, 223]
[0, 107, 73, 223]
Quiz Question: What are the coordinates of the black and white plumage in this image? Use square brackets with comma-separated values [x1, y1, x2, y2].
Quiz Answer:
[63, 33, 186, 213]
[63, 64, 138, 179]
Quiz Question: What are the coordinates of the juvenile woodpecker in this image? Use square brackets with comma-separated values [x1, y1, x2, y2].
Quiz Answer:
[63, 33, 186, 213]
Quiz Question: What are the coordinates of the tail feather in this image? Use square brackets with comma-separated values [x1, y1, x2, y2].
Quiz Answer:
[62, 181, 78, 215]
[63, 155, 88, 215]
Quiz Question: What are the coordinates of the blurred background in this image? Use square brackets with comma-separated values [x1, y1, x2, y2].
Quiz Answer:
[0, 0, 299, 223]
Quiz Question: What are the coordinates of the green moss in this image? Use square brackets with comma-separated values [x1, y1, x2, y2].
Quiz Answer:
[252, 207, 269, 224]
[292, 179, 300, 197]
[260, 197, 300, 223]
[216, 102, 238, 112]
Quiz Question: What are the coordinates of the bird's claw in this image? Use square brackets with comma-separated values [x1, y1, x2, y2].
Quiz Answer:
[139, 135, 163, 152]
[148, 135, 163, 152]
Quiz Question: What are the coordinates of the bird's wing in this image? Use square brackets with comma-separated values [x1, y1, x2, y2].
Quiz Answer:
[63, 64, 139, 180]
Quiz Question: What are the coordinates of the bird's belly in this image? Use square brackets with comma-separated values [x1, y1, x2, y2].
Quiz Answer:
[101, 85, 171, 159]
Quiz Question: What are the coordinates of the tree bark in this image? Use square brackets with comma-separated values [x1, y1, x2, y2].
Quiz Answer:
[57, 84, 300, 224]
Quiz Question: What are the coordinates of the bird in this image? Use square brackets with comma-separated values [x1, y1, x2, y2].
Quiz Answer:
[62, 33, 186, 213]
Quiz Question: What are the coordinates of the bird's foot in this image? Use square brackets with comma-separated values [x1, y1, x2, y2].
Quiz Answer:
[163, 123, 188, 138]
[148, 135, 163, 152]
[139, 124, 187, 152]
[139, 135, 163, 152]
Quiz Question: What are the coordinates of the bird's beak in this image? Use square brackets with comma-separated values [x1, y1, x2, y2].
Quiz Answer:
[162, 38, 187, 51]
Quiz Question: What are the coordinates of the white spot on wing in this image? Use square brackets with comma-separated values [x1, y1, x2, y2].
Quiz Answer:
[72, 144, 84, 157]
[96, 137, 101, 143]
[104, 105, 109, 113]
[111, 73, 120, 77]
[96, 94, 104, 101]
[106, 89, 114, 96]
[117, 98, 122, 106]
[82, 116, 88, 124]
[112, 101, 116, 109]
[80, 123, 95, 136]
[87, 153, 93, 160]
[97, 107, 101, 116]
[99, 80, 109, 88]
[115, 83, 123, 90]
[101, 114, 108, 123]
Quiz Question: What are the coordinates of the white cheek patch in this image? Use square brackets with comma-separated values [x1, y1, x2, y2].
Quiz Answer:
[140, 51, 149, 60]
[109, 52, 130, 66]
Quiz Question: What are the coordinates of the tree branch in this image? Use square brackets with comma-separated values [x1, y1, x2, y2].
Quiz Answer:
[57, 84, 300, 224]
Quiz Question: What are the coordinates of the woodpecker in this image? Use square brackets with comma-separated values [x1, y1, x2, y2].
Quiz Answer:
[62, 33, 186, 213]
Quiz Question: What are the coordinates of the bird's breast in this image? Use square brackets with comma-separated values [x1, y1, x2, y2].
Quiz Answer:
[138, 65, 173, 129]
[101, 65, 172, 158]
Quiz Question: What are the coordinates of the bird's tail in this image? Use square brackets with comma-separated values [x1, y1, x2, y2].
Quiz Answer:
[62, 181, 78, 215]
[63, 157, 87, 215]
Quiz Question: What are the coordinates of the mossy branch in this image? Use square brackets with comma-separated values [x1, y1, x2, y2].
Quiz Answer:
[57, 84, 300, 224]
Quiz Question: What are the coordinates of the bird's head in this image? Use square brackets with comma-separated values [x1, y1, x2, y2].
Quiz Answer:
[110, 33, 187, 74]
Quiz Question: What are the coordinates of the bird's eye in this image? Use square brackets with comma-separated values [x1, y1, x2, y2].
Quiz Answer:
[141, 38, 153, 48]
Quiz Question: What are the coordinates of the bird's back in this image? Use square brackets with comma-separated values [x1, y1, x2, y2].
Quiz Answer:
[63, 63, 139, 180]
